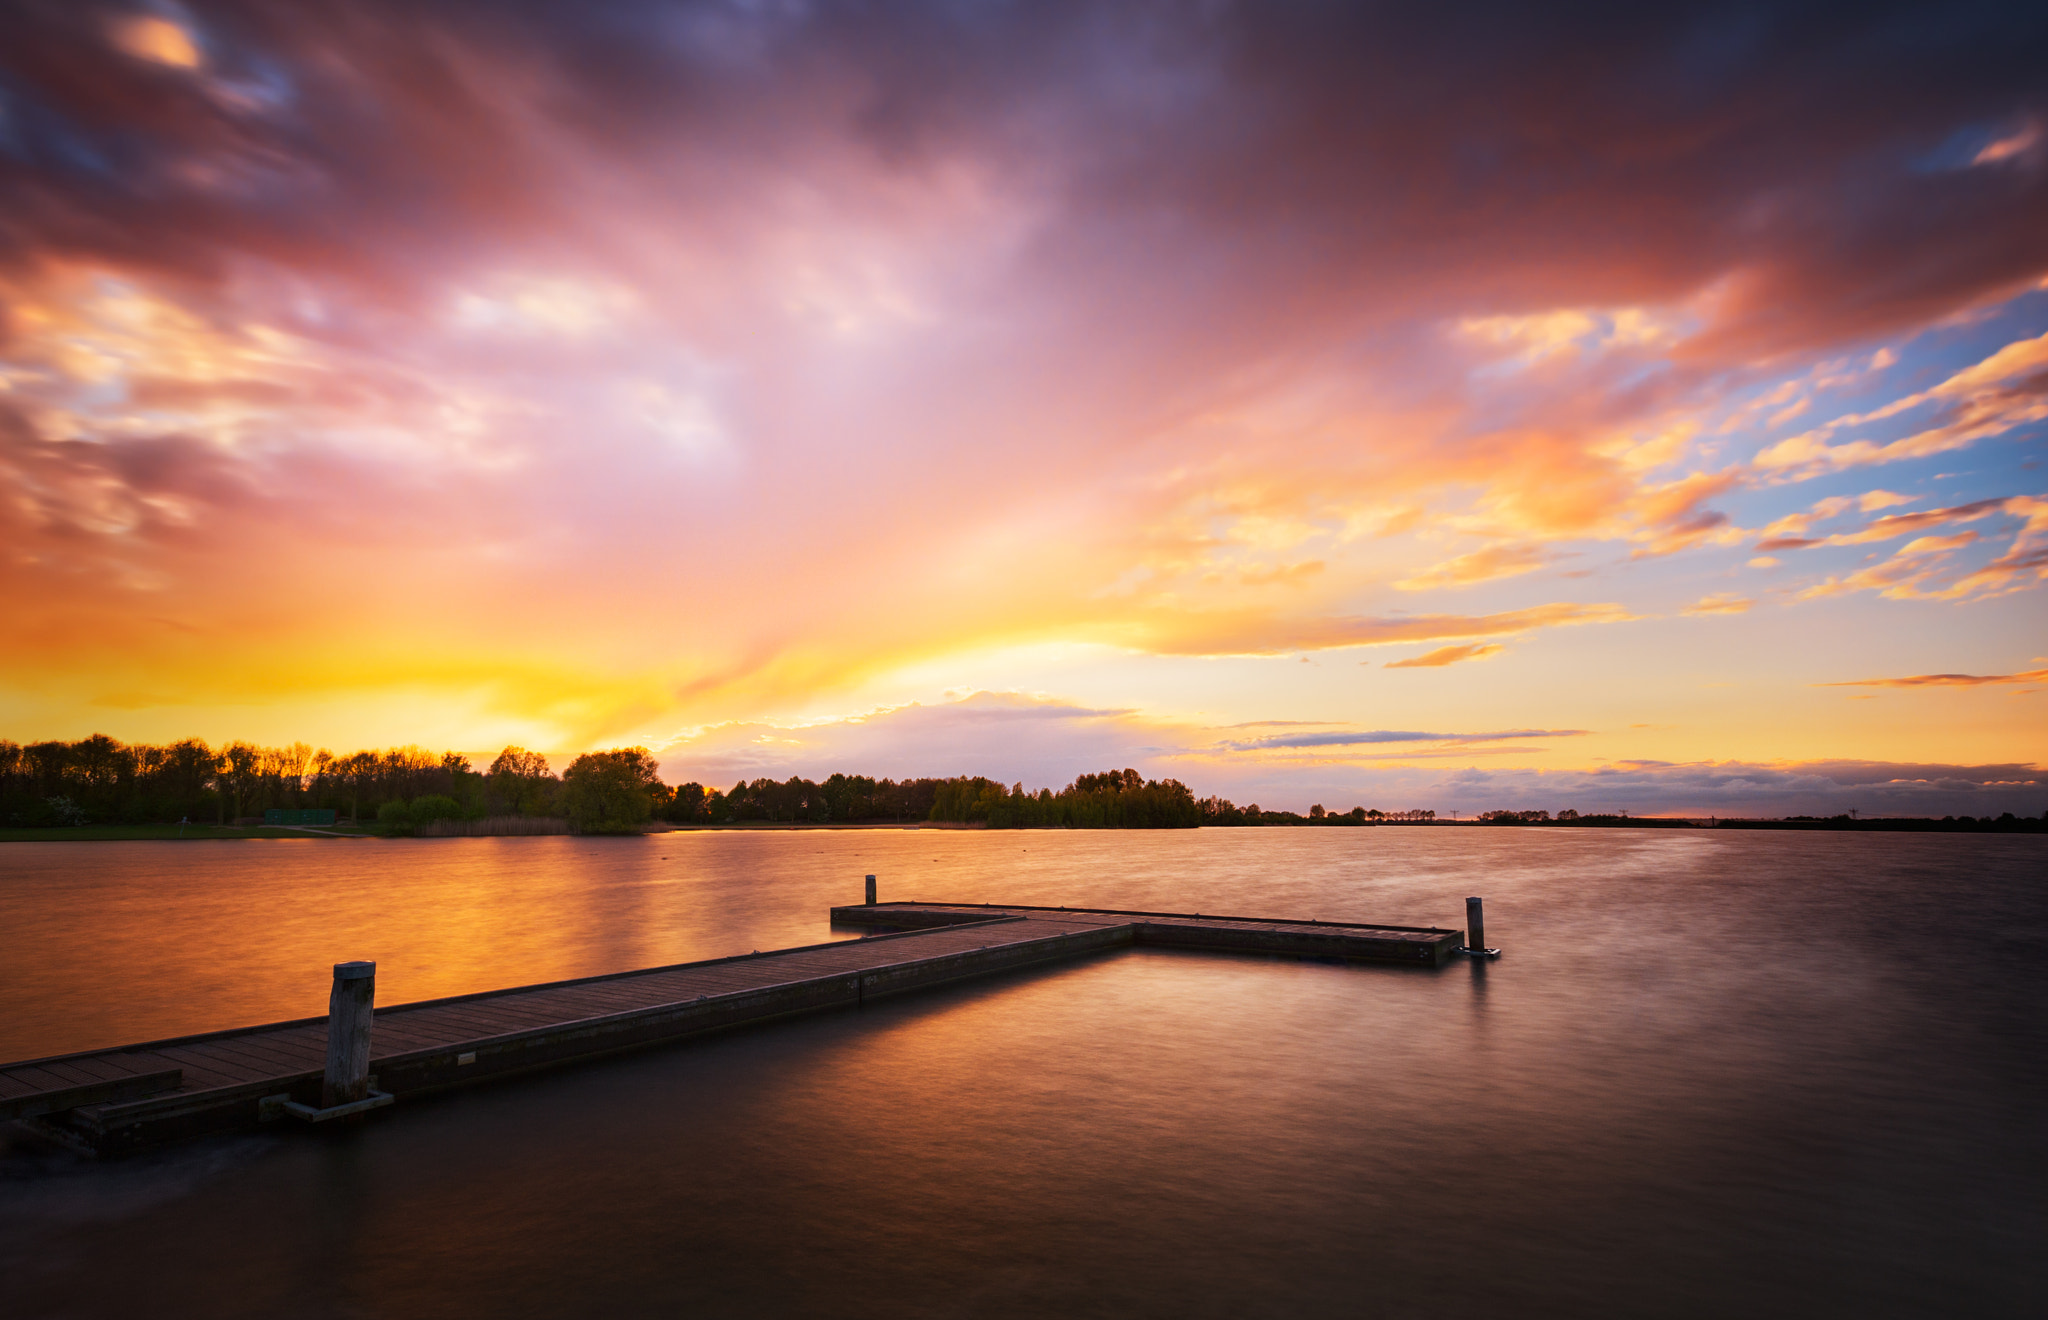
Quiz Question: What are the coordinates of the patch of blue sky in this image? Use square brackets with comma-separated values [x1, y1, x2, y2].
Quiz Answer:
[1910, 119, 2036, 173]
[206, 54, 298, 116]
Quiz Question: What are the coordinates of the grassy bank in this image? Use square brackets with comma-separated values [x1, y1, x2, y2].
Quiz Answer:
[0, 824, 375, 842]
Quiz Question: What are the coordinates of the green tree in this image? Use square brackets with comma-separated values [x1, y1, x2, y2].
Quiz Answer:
[331, 749, 379, 822]
[561, 748, 663, 834]
[221, 741, 263, 820]
[411, 794, 463, 824]
[488, 746, 558, 816]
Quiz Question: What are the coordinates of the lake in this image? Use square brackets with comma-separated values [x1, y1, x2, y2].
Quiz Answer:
[1, 828, 2041, 1317]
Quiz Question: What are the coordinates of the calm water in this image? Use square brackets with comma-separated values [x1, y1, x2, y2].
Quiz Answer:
[1, 828, 2042, 1317]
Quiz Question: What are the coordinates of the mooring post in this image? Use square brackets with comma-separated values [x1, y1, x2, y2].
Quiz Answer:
[1463, 896, 1499, 956]
[322, 961, 376, 1108]
[865, 873, 877, 906]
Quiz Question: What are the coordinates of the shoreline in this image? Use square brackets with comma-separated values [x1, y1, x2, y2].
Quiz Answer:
[3, 816, 2040, 842]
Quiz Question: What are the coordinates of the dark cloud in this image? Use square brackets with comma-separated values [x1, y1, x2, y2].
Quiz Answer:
[1, 0, 2042, 355]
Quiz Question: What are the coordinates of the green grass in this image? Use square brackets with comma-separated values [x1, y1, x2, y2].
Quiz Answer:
[0, 824, 376, 842]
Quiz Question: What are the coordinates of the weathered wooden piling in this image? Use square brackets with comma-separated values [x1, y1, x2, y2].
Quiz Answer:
[1463, 896, 1499, 956]
[322, 961, 376, 1108]
[865, 874, 877, 905]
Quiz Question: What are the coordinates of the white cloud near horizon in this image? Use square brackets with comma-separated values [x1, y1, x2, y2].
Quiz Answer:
[651, 691, 2045, 817]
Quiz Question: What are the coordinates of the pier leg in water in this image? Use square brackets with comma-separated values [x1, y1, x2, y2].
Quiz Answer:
[322, 961, 376, 1108]
[1464, 897, 1500, 957]
[865, 874, 876, 905]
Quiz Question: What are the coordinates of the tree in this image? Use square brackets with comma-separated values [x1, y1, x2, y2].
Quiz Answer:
[488, 746, 558, 816]
[561, 748, 663, 834]
[411, 794, 463, 824]
[221, 741, 263, 820]
[331, 749, 379, 822]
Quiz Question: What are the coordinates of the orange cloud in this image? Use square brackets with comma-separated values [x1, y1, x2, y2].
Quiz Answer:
[1238, 560, 1326, 587]
[1788, 495, 2048, 603]
[1683, 592, 1754, 615]
[108, 16, 201, 68]
[1395, 544, 1551, 590]
[1825, 499, 2008, 545]
[1131, 602, 1636, 657]
[1383, 644, 1506, 668]
[1819, 668, 2048, 688]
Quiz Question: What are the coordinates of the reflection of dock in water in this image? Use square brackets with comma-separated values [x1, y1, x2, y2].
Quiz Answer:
[1, 898, 1467, 1156]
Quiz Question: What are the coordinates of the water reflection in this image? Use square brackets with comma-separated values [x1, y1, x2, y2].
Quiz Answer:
[1466, 950, 1490, 1016]
[2, 829, 2042, 1317]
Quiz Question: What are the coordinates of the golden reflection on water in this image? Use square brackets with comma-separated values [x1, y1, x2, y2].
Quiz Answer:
[1, 829, 2042, 1316]
[0, 826, 1985, 1061]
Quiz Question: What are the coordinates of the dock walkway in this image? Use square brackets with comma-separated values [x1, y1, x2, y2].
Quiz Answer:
[1, 903, 1461, 1155]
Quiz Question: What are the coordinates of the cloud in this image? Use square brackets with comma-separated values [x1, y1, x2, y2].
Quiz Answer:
[1238, 560, 1325, 587]
[1819, 668, 2048, 689]
[1395, 544, 1552, 590]
[1754, 490, 1916, 547]
[1384, 643, 1506, 668]
[108, 16, 202, 69]
[1626, 469, 1747, 557]
[1683, 592, 1753, 615]
[656, 692, 1152, 789]
[1792, 495, 2048, 602]
[1228, 728, 1586, 751]
[1823, 498, 2011, 545]
[655, 692, 2048, 818]
[0, 1, 2043, 757]
[1280, 603, 1633, 652]
[1753, 330, 2048, 478]
[1974, 123, 2042, 167]
[1211, 759, 2048, 818]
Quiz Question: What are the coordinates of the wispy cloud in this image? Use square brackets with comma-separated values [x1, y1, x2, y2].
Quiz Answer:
[1229, 728, 1587, 750]
[1395, 545, 1550, 590]
[1793, 495, 2048, 602]
[1683, 592, 1754, 615]
[1753, 330, 2048, 478]
[1383, 643, 1506, 668]
[1819, 668, 2048, 688]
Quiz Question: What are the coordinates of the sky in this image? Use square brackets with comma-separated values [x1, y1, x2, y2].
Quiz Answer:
[2, 0, 2045, 816]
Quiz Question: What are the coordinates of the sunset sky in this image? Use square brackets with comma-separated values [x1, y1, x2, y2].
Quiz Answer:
[2, 1, 2044, 815]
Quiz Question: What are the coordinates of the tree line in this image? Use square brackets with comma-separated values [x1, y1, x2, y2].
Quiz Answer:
[0, 736, 664, 836]
[2, 735, 1457, 833]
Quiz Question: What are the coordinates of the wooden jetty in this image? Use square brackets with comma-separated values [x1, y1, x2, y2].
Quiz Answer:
[0, 899, 1468, 1156]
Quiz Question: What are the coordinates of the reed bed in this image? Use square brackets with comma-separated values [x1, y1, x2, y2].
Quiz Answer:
[416, 815, 569, 837]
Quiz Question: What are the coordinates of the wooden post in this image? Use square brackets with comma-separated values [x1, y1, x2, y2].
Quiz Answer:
[865, 874, 877, 905]
[322, 961, 376, 1108]
[1465, 897, 1486, 953]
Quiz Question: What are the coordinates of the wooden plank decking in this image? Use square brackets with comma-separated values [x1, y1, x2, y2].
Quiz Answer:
[2, 903, 1462, 1155]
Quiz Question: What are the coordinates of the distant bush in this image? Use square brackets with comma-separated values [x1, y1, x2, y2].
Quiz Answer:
[376, 799, 414, 834]
[410, 794, 464, 824]
[417, 815, 569, 837]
